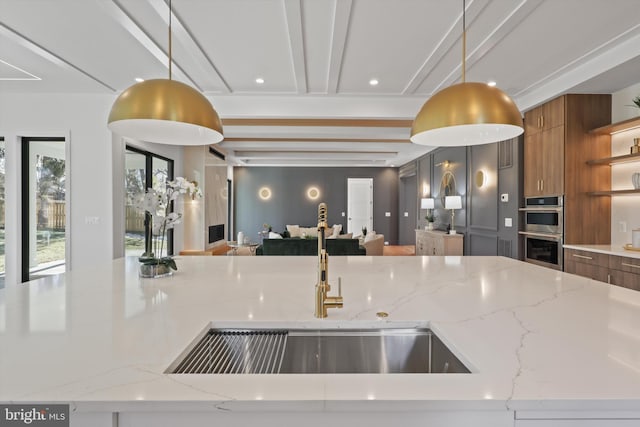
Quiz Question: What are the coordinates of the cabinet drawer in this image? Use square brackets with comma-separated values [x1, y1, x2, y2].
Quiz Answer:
[565, 249, 608, 267]
[609, 254, 640, 272]
[564, 249, 609, 283]
[609, 269, 640, 291]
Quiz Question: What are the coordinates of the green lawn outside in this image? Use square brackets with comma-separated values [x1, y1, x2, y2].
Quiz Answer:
[0, 232, 163, 273]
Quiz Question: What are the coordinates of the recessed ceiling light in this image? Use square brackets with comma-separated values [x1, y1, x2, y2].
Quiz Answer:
[487, 81, 497, 87]
[369, 79, 379, 86]
[135, 77, 144, 83]
[255, 77, 265, 84]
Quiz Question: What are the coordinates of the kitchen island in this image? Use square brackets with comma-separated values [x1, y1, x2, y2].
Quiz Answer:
[1, 255, 640, 427]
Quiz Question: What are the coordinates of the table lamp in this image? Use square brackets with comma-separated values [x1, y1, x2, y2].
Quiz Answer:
[444, 195, 462, 234]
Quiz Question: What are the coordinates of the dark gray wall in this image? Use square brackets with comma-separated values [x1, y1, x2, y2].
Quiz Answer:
[398, 174, 417, 245]
[405, 136, 523, 259]
[433, 147, 467, 232]
[234, 167, 399, 244]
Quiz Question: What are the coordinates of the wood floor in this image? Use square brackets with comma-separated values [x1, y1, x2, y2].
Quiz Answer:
[382, 245, 415, 256]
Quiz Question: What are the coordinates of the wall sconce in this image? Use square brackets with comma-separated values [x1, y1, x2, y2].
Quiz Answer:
[475, 170, 487, 188]
[258, 187, 272, 200]
[444, 195, 462, 234]
[435, 160, 450, 168]
[307, 186, 320, 200]
[422, 183, 429, 197]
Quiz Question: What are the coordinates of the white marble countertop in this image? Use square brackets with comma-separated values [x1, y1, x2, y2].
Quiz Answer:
[1, 255, 640, 415]
[564, 243, 640, 259]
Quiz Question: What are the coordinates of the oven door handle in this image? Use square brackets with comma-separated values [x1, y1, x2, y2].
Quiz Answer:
[519, 231, 563, 241]
[519, 207, 563, 212]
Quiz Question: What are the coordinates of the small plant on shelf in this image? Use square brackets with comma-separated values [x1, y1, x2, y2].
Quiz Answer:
[628, 95, 640, 110]
[425, 213, 435, 223]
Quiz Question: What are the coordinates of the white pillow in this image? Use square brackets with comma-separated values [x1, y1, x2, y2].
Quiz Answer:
[337, 232, 353, 239]
[364, 231, 377, 243]
[268, 232, 283, 239]
[300, 226, 318, 238]
[286, 225, 301, 237]
[331, 224, 342, 238]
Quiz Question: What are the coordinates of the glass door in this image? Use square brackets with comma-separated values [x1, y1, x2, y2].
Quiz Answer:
[125, 150, 147, 256]
[21, 137, 67, 283]
[124, 146, 173, 257]
[0, 137, 5, 289]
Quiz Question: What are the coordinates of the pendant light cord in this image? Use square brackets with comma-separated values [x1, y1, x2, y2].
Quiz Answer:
[168, 0, 173, 80]
[462, 0, 466, 83]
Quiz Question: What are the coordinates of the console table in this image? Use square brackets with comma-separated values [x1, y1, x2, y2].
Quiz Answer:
[415, 229, 463, 256]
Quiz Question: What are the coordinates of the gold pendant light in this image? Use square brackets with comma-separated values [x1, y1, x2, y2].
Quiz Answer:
[410, 0, 523, 146]
[108, 0, 223, 145]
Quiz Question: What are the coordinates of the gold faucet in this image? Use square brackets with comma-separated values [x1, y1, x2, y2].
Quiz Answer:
[315, 202, 343, 318]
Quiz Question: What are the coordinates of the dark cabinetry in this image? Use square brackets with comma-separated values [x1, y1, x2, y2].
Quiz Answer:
[564, 249, 609, 283]
[609, 255, 640, 291]
[564, 248, 640, 291]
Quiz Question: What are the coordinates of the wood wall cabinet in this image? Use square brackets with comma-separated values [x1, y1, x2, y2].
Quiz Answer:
[524, 96, 565, 136]
[524, 125, 564, 196]
[415, 230, 463, 256]
[523, 94, 612, 245]
[523, 97, 566, 197]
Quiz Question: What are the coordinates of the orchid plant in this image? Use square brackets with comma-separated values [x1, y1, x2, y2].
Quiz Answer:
[136, 177, 202, 271]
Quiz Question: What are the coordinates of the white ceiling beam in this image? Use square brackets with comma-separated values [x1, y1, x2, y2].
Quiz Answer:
[432, 0, 544, 94]
[326, 0, 353, 94]
[146, 0, 231, 93]
[100, 0, 199, 90]
[0, 23, 115, 91]
[283, 0, 308, 93]
[515, 24, 640, 112]
[234, 151, 396, 160]
[237, 158, 387, 166]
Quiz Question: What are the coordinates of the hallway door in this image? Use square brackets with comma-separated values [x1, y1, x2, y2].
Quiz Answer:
[347, 178, 373, 236]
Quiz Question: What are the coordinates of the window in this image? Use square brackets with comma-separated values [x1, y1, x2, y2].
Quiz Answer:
[21, 137, 67, 283]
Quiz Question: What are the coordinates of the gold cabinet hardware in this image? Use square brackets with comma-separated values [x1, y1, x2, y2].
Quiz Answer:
[572, 254, 593, 260]
[621, 262, 640, 269]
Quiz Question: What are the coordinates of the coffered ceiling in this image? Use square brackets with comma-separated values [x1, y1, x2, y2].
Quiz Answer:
[2, 0, 640, 167]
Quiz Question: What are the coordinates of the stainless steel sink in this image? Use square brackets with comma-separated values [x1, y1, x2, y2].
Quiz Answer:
[168, 328, 470, 374]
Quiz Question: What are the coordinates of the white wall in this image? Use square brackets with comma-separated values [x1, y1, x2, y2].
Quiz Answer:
[610, 82, 640, 246]
[0, 93, 184, 286]
[182, 146, 206, 250]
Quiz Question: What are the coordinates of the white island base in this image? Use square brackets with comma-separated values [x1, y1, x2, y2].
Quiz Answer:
[1, 256, 640, 427]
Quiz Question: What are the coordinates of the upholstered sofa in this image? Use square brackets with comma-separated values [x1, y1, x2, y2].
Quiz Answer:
[256, 238, 366, 256]
[361, 233, 384, 255]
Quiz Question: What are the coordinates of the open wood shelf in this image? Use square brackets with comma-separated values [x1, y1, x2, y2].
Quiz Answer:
[587, 152, 640, 165]
[589, 116, 640, 135]
[588, 189, 640, 196]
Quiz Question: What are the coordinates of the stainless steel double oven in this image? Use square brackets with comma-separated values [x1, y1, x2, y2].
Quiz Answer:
[519, 196, 564, 271]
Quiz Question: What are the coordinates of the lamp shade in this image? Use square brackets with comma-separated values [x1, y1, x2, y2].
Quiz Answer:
[420, 198, 434, 209]
[108, 79, 223, 145]
[411, 82, 523, 146]
[445, 195, 462, 210]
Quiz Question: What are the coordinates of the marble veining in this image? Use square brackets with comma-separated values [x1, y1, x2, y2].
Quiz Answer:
[1, 255, 640, 416]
